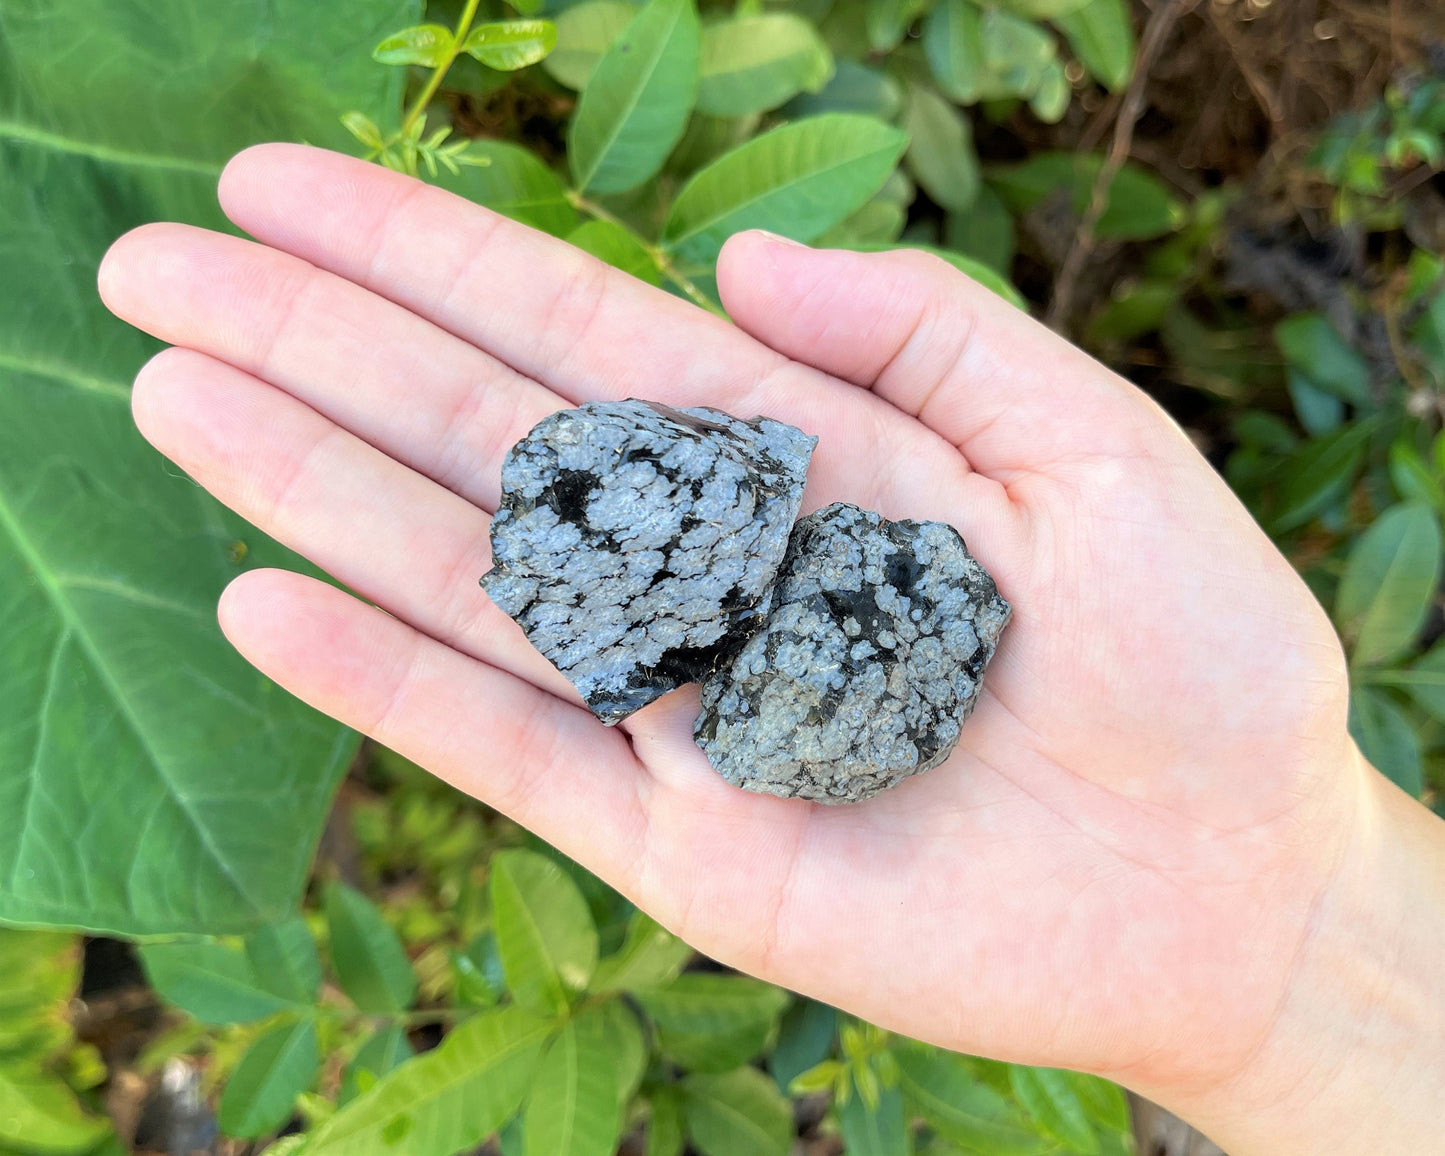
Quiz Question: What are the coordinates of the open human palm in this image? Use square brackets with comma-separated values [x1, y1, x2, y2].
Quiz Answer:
[100, 144, 1365, 1106]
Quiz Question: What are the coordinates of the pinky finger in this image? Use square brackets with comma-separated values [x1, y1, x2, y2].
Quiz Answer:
[218, 568, 652, 881]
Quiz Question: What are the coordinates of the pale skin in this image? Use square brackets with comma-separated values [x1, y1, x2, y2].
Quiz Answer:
[98, 144, 1445, 1154]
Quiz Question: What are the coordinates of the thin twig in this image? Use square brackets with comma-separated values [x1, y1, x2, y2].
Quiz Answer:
[1046, 0, 1202, 331]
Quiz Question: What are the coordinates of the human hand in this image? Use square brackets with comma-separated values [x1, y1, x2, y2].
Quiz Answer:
[98, 144, 1445, 1154]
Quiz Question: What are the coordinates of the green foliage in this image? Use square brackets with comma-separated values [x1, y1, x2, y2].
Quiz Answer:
[0, 0, 406, 939]
[0, 931, 111, 1155]
[217, 1016, 321, 1138]
[490, 848, 600, 1014]
[325, 881, 419, 1013]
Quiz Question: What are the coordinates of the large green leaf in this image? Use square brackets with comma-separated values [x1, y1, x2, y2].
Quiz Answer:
[568, 0, 700, 194]
[634, 973, 789, 1072]
[1008, 1066, 1098, 1153]
[663, 113, 907, 263]
[682, 1068, 792, 1156]
[836, 1083, 909, 1156]
[697, 14, 832, 117]
[217, 1016, 321, 1139]
[545, 0, 637, 90]
[325, 882, 417, 1014]
[1348, 685, 1424, 796]
[0, 0, 416, 937]
[1054, 0, 1134, 92]
[903, 83, 980, 212]
[988, 152, 1184, 240]
[1275, 313, 1371, 405]
[490, 848, 600, 1016]
[306, 1007, 552, 1156]
[521, 1010, 627, 1156]
[589, 911, 693, 993]
[139, 941, 296, 1025]
[1335, 502, 1441, 668]
[432, 143, 579, 236]
[894, 1046, 1051, 1155]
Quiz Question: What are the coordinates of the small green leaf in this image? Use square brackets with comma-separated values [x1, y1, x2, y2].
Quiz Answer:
[306, 1007, 552, 1156]
[998, 0, 1090, 15]
[786, 59, 902, 119]
[769, 1000, 837, 1092]
[218, 1016, 320, 1139]
[0, 1070, 110, 1155]
[1348, 686, 1424, 796]
[432, 142, 579, 236]
[682, 1068, 792, 1156]
[894, 1045, 1051, 1155]
[1336, 502, 1441, 668]
[341, 1025, 414, 1106]
[903, 84, 980, 212]
[545, 1, 637, 89]
[568, 220, 662, 285]
[1029, 59, 1070, 123]
[1372, 642, 1445, 723]
[373, 24, 456, 67]
[589, 911, 693, 993]
[522, 1011, 627, 1156]
[1271, 419, 1377, 533]
[635, 973, 789, 1072]
[836, 1081, 909, 1156]
[463, 20, 558, 71]
[1062, 1071, 1130, 1134]
[569, 0, 701, 194]
[923, 0, 986, 104]
[663, 113, 907, 263]
[1008, 1065, 1098, 1153]
[585, 999, 648, 1101]
[1389, 441, 1445, 508]
[697, 14, 833, 117]
[324, 882, 417, 1014]
[245, 918, 323, 1005]
[646, 1086, 686, 1156]
[139, 942, 292, 1025]
[490, 849, 600, 1016]
[865, 0, 927, 53]
[1287, 370, 1344, 436]
[980, 9, 1056, 98]
[1054, 0, 1134, 91]
[1275, 313, 1371, 404]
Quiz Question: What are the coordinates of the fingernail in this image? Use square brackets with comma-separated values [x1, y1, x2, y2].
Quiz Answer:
[753, 230, 806, 248]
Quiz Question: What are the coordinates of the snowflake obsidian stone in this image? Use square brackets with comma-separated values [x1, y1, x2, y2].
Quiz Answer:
[481, 400, 817, 724]
[694, 503, 1011, 803]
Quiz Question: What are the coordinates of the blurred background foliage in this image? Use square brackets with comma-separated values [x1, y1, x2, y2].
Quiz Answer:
[0, 0, 1442, 1151]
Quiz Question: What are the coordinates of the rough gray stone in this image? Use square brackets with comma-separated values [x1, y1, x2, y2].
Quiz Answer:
[694, 502, 1010, 802]
[481, 400, 817, 724]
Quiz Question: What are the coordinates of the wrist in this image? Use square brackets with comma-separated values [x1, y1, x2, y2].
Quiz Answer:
[1157, 750, 1445, 1155]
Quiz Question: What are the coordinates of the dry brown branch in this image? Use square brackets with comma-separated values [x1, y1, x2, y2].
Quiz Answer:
[1046, 0, 1203, 331]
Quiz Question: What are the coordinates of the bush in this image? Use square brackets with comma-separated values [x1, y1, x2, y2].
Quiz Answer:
[0, 0, 1441, 1150]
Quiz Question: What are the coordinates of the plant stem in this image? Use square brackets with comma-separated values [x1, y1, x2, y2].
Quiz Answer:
[565, 190, 730, 319]
[401, 0, 484, 136]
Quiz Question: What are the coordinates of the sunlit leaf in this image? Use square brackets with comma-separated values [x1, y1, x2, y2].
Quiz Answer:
[1336, 502, 1441, 668]
[569, 0, 701, 194]
[218, 1016, 320, 1139]
[663, 113, 906, 262]
[373, 24, 455, 66]
[697, 13, 832, 117]
[462, 20, 557, 71]
[490, 848, 600, 1016]
[325, 882, 417, 1014]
